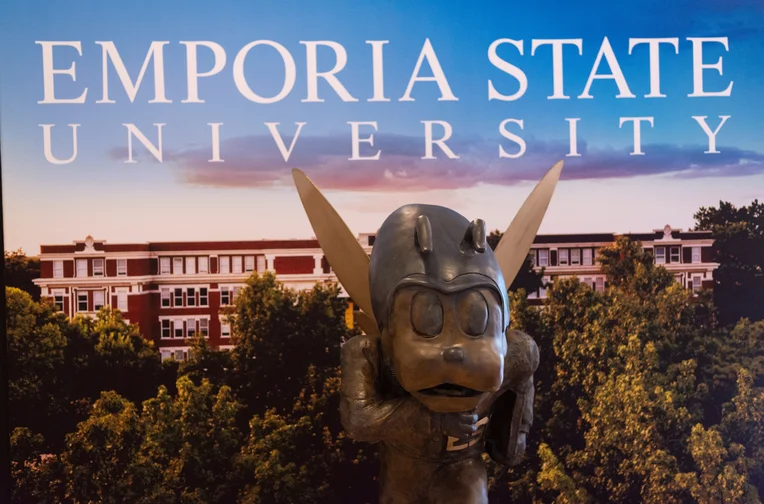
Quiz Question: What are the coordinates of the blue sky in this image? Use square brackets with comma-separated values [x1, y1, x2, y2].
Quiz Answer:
[1, 0, 763, 254]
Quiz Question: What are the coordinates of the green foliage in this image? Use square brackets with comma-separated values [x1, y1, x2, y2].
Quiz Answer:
[694, 200, 764, 325]
[4, 249, 41, 300]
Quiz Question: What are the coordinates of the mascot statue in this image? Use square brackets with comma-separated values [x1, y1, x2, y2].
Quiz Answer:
[292, 161, 563, 504]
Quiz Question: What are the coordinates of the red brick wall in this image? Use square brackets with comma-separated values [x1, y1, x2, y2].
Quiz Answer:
[40, 261, 53, 278]
[274, 256, 314, 274]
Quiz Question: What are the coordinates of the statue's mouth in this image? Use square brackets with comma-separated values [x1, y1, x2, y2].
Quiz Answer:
[418, 383, 482, 398]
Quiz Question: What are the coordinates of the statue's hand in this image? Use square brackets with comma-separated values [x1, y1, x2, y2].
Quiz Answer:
[441, 411, 479, 439]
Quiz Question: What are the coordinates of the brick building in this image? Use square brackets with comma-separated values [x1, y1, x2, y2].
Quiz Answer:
[33, 225, 717, 360]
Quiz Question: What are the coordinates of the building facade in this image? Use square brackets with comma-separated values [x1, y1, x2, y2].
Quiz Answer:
[33, 225, 717, 359]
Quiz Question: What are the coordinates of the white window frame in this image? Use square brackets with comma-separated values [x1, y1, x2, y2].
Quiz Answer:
[173, 257, 183, 274]
[160, 257, 171, 275]
[692, 247, 701, 264]
[186, 287, 196, 307]
[93, 290, 105, 311]
[116, 288, 128, 312]
[161, 288, 171, 307]
[538, 249, 549, 267]
[198, 256, 209, 274]
[77, 293, 88, 312]
[199, 319, 209, 338]
[221, 321, 231, 338]
[93, 259, 104, 276]
[692, 275, 702, 292]
[582, 249, 593, 266]
[76, 259, 88, 278]
[186, 257, 196, 275]
[559, 249, 569, 266]
[670, 247, 680, 263]
[173, 319, 184, 339]
[655, 246, 666, 265]
[52, 289, 65, 311]
[161, 319, 172, 339]
[174, 288, 183, 307]
[221, 286, 231, 305]
[199, 287, 208, 306]
[595, 277, 605, 292]
[245, 256, 255, 272]
[186, 319, 196, 338]
[571, 249, 581, 265]
[117, 258, 127, 276]
[53, 260, 64, 278]
[256, 255, 266, 272]
[232, 256, 243, 274]
[220, 256, 230, 274]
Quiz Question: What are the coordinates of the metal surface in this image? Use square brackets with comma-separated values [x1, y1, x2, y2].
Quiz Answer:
[292, 161, 562, 503]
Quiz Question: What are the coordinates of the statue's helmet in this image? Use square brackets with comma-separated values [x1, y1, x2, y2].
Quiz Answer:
[369, 204, 509, 332]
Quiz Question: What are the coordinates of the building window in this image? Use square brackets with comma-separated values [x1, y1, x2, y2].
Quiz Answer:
[654, 247, 666, 264]
[583, 249, 593, 266]
[233, 286, 242, 301]
[257, 255, 266, 271]
[559, 249, 569, 266]
[595, 278, 605, 292]
[692, 275, 702, 292]
[186, 319, 196, 338]
[538, 249, 549, 267]
[174, 320, 184, 338]
[200, 319, 209, 337]
[160, 257, 171, 275]
[186, 257, 196, 275]
[692, 247, 701, 264]
[93, 291, 105, 311]
[199, 288, 208, 306]
[198, 256, 209, 274]
[161, 288, 171, 307]
[53, 261, 64, 278]
[527, 252, 536, 267]
[52, 290, 64, 311]
[571, 249, 581, 265]
[76, 259, 87, 278]
[175, 349, 185, 361]
[173, 257, 183, 274]
[174, 288, 183, 307]
[117, 259, 127, 276]
[670, 247, 680, 263]
[161, 349, 171, 361]
[186, 288, 196, 307]
[245, 256, 255, 272]
[93, 259, 104, 276]
[220, 256, 230, 274]
[221, 322, 231, 338]
[232, 256, 243, 274]
[221, 287, 230, 305]
[77, 293, 88, 312]
[675, 274, 683, 284]
[583, 277, 593, 289]
[117, 290, 128, 311]
[161, 320, 171, 339]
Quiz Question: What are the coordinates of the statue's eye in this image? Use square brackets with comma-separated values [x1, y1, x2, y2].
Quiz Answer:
[456, 290, 489, 336]
[410, 291, 443, 337]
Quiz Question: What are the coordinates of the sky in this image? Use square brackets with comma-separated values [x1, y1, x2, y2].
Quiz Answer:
[0, 0, 763, 254]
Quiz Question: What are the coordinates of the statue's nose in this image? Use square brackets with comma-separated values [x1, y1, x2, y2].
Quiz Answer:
[443, 347, 464, 363]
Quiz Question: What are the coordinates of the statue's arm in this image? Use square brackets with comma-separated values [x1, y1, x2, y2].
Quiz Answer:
[485, 329, 539, 465]
[339, 335, 435, 444]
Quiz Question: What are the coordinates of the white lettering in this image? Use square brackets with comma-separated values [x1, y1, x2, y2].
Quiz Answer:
[422, 121, 459, 159]
[348, 122, 381, 160]
[35, 41, 88, 104]
[208, 122, 223, 162]
[692, 115, 730, 153]
[265, 122, 306, 162]
[233, 40, 296, 104]
[688, 37, 734, 97]
[628, 38, 679, 98]
[487, 39, 527, 101]
[401, 39, 457, 102]
[566, 118, 581, 157]
[579, 37, 635, 99]
[619, 117, 654, 155]
[39, 124, 80, 164]
[367, 40, 390, 102]
[181, 41, 227, 103]
[531, 39, 583, 99]
[96, 41, 171, 103]
[123, 123, 165, 163]
[301, 41, 357, 102]
[499, 119, 526, 158]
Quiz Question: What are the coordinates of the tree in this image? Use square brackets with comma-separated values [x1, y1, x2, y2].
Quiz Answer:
[487, 229, 545, 294]
[694, 200, 764, 325]
[227, 271, 353, 418]
[4, 249, 41, 301]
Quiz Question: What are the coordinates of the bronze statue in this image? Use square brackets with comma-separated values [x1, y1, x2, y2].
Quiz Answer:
[292, 161, 563, 503]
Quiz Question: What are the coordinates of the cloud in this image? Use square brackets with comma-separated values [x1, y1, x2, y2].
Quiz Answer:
[107, 131, 764, 192]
